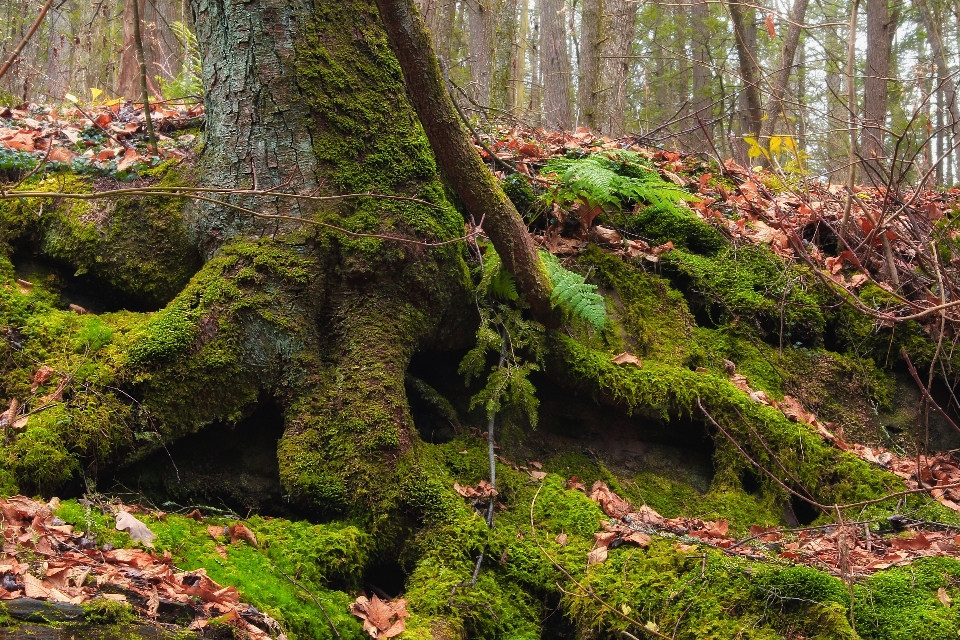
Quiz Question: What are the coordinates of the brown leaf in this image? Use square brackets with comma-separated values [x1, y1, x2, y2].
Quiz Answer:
[939, 587, 952, 608]
[517, 143, 540, 159]
[0, 398, 18, 429]
[565, 476, 586, 492]
[349, 594, 410, 639]
[589, 481, 632, 519]
[185, 509, 203, 521]
[623, 531, 651, 547]
[529, 461, 543, 470]
[891, 532, 931, 551]
[703, 520, 729, 537]
[116, 147, 139, 171]
[587, 546, 608, 565]
[23, 574, 50, 599]
[610, 352, 642, 367]
[229, 523, 258, 548]
[529, 470, 547, 480]
[31, 366, 55, 393]
[765, 11, 776, 37]
[555, 532, 568, 546]
[215, 545, 229, 560]
[48, 146, 74, 163]
[207, 525, 227, 540]
[147, 585, 160, 617]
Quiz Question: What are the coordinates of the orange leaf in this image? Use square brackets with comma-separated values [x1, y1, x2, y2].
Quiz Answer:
[116, 147, 139, 171]
[48, 146, 74, 163]
[765, 12, 776, 37]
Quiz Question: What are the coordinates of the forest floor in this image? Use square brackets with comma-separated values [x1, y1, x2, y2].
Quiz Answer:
[5, 101, 960, 638]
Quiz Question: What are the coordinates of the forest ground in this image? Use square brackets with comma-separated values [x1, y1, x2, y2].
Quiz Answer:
[2, 100, 960, 639]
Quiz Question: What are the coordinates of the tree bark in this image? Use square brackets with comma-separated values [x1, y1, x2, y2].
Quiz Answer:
[917, 0, 960, 176]
[539, 0, 573, 129]
[467, 0, 495, 106]
[595, 0, 637, 136]
[690, 0, 714, 151]
[729, 0, 762, 139]
[862, 0, 896, 181]
[492, 0, 520, 110]
[578, 0, 601, 129]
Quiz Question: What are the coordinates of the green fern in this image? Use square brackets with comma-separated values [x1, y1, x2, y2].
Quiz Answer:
[540, 251, 606, 329]
[478, 248, 518, 301]
[540, 149, 696, 212]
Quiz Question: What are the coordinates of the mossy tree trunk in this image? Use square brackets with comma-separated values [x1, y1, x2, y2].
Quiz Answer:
[173, 0, 474, 518]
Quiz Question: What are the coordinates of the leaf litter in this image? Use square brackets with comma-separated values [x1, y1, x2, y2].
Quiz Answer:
[0, 494, 283, 638]
[579, 479, 960, 577]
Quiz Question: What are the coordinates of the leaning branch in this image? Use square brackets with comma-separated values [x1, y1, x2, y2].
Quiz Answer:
[374, 0, 560, 328]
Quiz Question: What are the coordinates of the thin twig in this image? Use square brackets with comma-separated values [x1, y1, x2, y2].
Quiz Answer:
[0, 0, 54, 82]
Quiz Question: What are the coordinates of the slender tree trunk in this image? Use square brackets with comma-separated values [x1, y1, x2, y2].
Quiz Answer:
[118, 0, 143, 98]
[492, 0, 519, 110]
[528, 18, 542, 119]
[579, 0, 601, 129]
[691, 0, 714, 151]
[729, 0, 762, 138]
[759, 0, 810, 146]
[595, 0, 637, 136]
[938, 80, 945, 184]
[862, 0, 896, 181]
[377, 0, 559, 326]
[515, 0, 530, 112]
[824, 9, 847, 178]
[467, 0, 495, 106]
[540, 0, 572, 129]
[917, 0, 960, 176]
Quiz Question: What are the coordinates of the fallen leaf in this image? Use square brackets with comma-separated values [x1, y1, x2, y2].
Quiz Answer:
[229, 523, 258, 548]
[589, 481, 632, 519]
[47, 146, 75, 163]
[31, 366, 55, 393]
[891, 532, 931, 551]
[610, 352, 642, 367]
[350, 594, 410, 639]
[529, 470, 547, 480]
[207, 525, 226, 540]
[939, 587, 952, 608]
[765, 11, 776, 37]
[587, 546, 608, 565]
[623, 531, 651, 547]
[565, 476, 586, 491]
[116, 147, 139, 171]
[115, 511, 157, 547]
[555, 532, 568, 546]
[185, 509, 203, 521]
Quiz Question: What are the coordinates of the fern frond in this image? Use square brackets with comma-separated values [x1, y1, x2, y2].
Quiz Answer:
[540, 251, 606, 329]
[478, 249, 518, 301]
[541, 150, 696, 213]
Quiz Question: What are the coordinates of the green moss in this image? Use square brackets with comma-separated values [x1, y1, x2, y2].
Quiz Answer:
[612, 201, 726, 255]
[665, 245, 828, 346]
[854, 557, 960, 639]
[579, 245, 699, 366]
[0, 166, 200, 308]
[82, 599, 137, 626]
